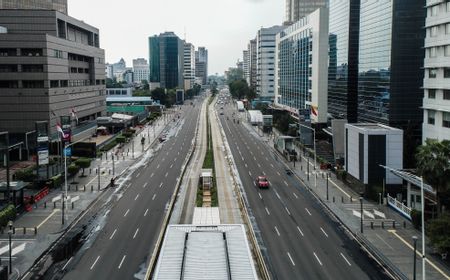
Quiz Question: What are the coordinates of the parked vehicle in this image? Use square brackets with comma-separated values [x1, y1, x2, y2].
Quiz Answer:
[255, 176, 269, 188]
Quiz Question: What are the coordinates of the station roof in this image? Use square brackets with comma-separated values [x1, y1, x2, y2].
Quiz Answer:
[154, 225, 258, 280]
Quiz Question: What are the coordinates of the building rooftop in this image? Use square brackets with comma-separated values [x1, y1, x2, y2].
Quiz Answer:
[154, 225, 258, 280]
[347, 123, 403, 132]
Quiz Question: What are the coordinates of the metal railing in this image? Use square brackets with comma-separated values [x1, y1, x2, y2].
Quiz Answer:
[387, 194, 412, 220]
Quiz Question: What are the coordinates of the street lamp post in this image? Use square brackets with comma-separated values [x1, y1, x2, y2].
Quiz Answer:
[298, 123, 316, 188]
[326, 173, 329, 201]
[112, 153, 115, 176]
[413, 235, 418, 280]
[420, 177, 426, 280]
[8, 220, 13, 275]
[359, 195, 364, 234]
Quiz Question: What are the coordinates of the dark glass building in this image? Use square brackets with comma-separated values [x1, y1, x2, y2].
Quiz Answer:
[148, 32, 184, 89]
[357, 0, 425, 134]
[327, 0, 360, 123]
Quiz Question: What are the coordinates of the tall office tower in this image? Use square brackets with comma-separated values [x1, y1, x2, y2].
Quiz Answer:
[183, 42, 195, 90]
[0, 0, 67, 14]
[328, 0, 360, 123]
[243, 50, 250, 85]
[132, 58, 149, 84]
[422, 0, 450, 142]
[195, 47, 208, 85]
[248, 39, 257, 90]
[148, 32, 184, 89]
[275, 8, 329, 124]
[358, 0, 425, 164]
[256, 25, 285, 100]
[284, 0, 328, 25]
[0, 9, 105, 138]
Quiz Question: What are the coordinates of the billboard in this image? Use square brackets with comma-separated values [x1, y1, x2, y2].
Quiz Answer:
[35, 121, 49, 165]
[61, 116, 72, 143]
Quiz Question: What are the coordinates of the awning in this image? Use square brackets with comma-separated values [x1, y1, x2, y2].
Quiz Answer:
[111, 113, 134, 121]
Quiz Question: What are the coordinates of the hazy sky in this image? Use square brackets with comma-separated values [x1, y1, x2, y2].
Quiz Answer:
[69, 0, 284, 75]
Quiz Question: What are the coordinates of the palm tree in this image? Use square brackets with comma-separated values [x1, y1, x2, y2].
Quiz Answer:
[416, 139, 450, 214]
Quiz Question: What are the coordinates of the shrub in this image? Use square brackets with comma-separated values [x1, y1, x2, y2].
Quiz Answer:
[14, 167, 37, 182]
[427, 214, 450, 254]
[411, 209, 422, 230]
[67, 164, 80, 178]
[0, 205, 16, 229]
[122, 132, 133, 138]
[49, 174, 63, 189]
[100, 139, 117, 152]
[116, 136, 126, 144]
[74, 158, 91, 177]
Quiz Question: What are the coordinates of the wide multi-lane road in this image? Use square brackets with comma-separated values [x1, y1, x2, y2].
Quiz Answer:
[218, 101, 387, 280]
[63, 98, 202, 280]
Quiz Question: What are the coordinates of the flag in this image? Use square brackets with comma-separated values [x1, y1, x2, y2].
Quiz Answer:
[311, 105, 318, 117]
[71, 108, 78, 123]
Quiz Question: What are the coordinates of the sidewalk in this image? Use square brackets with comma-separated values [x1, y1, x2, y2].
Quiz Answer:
[244, 121, 450, 280]
[2, 116, 171, 279]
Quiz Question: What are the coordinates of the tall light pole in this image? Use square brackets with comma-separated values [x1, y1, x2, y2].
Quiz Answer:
[359, 194, 364, 234]
[298, 123, 316, 188]
[420, 177, 426, 280]
[8, 220, 13, 275]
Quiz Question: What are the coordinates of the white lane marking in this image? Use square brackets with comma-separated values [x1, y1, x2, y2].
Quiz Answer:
[257, 163, 261, 168]
[270, 164, 274, 168]
[293, 193, 298, 199]
[305, 208, 312, 216]
[135, 194, 140, 201]
[258, 192, 262, 200]
[90, 256, 100, 270]
[274, 226, 280, 236]
[150, 173, 154, 178]
[136, 172, 141, 177]
[133, 228, 139, 239]
[266, 157, 269, 161]
[265, 207, 270, 215]
[297, 226, 304, 237]
[250, 151, 253, 155]
[287, 252, 296, 266]
[274, 190, 281, 200]
[320, 227, 329, 238]
[166, 152, 169, 156]
[313, 252, 323, 266]
[157, 164, 160, 169]
[159, 182, 163, 188]
[118, 255, 126, 269]
[262, 171, 266, 176]
[165, 172, 168, 177]
[144, 209, 149, 217]
[245, 163, 248, 168]
[241, 157, 244, 161]
[124, 209, 130, 217]
[170, 164, 173, 169]
[143, 182, 148, 188]
[152, 194, 157, 200]
[174, 158, 177, 162]
[253, 156, 256, 161]
[340, 253, 352, 266]
[284, 181, 288, 187]
[285, 207, 291, 216]
[62, 256, 73, 270]
[277, 171, 281, 176]
[110, 229, 117, 240]
[248, 171, 252, 177]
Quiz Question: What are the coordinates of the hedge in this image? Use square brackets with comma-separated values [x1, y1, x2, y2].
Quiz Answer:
[100, 139, 117, 152]
[116, 136, 126, 144]
[14, 167, 37, 182]
[0, 205, 16, 229]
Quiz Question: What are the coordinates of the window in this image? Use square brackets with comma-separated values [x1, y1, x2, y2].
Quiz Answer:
[446, 45, 450, 57]
[444, 90, 450, 100]
[431, 5, 438, 16]
[429, 47, 437, 58]
[22, 80, 44, 88]
[0, 65, 18, 72]
[428, 89, 436, 99]
[447, 1, 450, 12]
[428, 110, 436, 125]
[21, 48, 43, 56]
[0, 81, 18, 88]
[446, 23, 450, 35]
[430, 26, 438, 37]
[50, 80, 59, 88]
[0, 48, 16, 56]
[22, 65, 43, 73]
[429, 68, 437, 78]
[444, 68, 450, 78]
[443, 112, 450, 128]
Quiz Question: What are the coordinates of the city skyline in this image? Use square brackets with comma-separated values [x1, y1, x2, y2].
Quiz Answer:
[69, 0, 284, 76]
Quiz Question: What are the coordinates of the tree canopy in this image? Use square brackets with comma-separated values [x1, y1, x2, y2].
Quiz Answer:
[228, 79, 255, 101]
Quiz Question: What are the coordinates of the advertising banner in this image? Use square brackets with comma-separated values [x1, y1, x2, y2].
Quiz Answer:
[35, 121, 49, 166]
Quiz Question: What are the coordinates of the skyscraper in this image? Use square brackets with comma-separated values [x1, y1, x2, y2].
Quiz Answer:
[0, 0, 67, 14]
[195, 47, 208, 85]
[256, 25, 285, 100]
[327, 0, 360, 123]
[248, 39, 257, 90]
[148, 32, 184, 89]
[284, 0, 328, 25]
[243, 50, 250, 85]
[422, 0, 450, 142]
[132, 58, 149, 84]
[183, 42, 195, 90]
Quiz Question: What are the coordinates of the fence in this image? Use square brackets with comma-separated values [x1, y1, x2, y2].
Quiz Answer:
[387, 194, 412, 220]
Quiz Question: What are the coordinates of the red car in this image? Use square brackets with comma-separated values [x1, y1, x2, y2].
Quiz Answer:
[255, 176, 269, 188]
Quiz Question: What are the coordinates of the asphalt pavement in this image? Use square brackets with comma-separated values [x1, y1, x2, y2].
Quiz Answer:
[62, 99, 202, 280]
[217, 101, 387, 280]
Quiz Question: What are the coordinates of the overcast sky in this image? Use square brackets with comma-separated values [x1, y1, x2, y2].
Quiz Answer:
[69, 0, 284, 75]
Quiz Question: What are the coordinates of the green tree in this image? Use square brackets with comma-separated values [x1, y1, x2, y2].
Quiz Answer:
[106, 78, 122, 88]
[75, 158, 92, 177]
[133, 89, 151, 96]
[142, 80, 149, 90]
[229, 79, 250, 100]
[67, 164, 80, 181]
[427, 214, 450, 254]
[151, 88, 166, 105]
[166, 89, 176, 108]
[416, 139, 450, 214]
[226, 68, 244, 84]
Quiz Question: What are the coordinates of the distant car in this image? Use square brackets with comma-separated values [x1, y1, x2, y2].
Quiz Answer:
[220, 112, 224, 115]
[159, 135, 167, 142]
[255, 176, 269, 188]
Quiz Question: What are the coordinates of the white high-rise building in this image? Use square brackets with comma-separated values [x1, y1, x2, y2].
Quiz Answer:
[422, 0, 450, 142]
[284, 0, 328, 25]
[243, 50, 250, 85]
[256, 25, 285, 100]
[183, 42, 196, 90]
[132, 58, 149, 84]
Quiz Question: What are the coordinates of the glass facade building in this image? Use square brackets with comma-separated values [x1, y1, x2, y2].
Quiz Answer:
[0, 0, 67, 14]
[358, 0, 425, 135]
[327, 0, 360, 122]
[149, 36, 160, 83]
